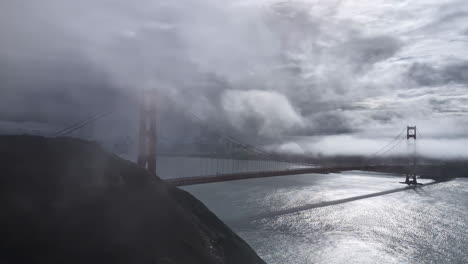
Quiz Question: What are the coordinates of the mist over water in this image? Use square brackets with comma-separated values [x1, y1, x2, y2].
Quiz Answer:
[183, 172, 468, 264]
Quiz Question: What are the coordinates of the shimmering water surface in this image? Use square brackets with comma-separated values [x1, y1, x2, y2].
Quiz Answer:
[183, 171, 468, 264]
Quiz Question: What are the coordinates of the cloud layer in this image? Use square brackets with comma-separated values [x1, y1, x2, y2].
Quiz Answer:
[1, 0, 468, 158]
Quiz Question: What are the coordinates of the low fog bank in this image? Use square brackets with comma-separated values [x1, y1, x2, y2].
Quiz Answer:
[273, 135, 468, 160]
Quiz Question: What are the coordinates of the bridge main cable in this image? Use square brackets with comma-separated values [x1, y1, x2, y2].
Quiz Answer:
[366, 127, 406, 160]
[53, 110, 114, 137]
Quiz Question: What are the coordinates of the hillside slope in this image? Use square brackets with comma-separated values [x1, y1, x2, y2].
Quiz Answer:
[0, 135, 265, 264]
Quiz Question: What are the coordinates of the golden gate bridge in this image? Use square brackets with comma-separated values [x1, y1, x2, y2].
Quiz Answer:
[52, 98, 424, 186]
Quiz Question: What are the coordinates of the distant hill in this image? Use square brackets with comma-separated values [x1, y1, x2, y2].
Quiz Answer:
[0, 135, 265, 264]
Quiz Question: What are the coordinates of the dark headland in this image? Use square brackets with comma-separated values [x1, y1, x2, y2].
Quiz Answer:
[0, 135, 265, 264]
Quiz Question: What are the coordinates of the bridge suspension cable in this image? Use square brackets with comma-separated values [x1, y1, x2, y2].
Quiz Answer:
[417, 128, 423, 139]
[186, 112, 271, 157]
[53, 110, 113, 137]
[374, 135, 406, 157]
[366, 128, 406, 160]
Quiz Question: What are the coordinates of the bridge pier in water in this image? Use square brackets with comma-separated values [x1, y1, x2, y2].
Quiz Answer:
[405, 126, 418, 185]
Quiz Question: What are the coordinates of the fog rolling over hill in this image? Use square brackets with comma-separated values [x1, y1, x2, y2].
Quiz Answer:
[0, 135, 265, 264]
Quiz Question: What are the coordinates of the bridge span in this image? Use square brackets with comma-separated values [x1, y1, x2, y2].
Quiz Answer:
[165, 164, 444, 186]
[53, 108, 428, 186]
[166, 166, 371, 186]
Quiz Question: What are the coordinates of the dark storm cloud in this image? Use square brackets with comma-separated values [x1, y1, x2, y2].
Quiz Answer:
[406, 63, 445, 86]
[407, 62, 468, 87]
[443, 62, 468, 85]
[307, 112, 353, 135]
[428, 97, 468, 114]
[0, 57, 124, 125]
[0, 0, 429, 145]
[432, 11, 468, 26]
[0, 1, 227, 133]
[370, 111, 403, 124]
[339, 36, 402, 73]
[1, 0, 468, 158]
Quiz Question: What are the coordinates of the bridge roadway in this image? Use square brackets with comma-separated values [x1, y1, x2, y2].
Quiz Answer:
[165, 166, 370, 186]
[164, 164, 443, 186]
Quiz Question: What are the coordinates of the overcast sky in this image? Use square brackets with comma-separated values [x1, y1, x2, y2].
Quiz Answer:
[1, 0, 468, 159]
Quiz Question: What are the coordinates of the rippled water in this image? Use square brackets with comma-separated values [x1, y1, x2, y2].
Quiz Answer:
[182, 171, 468, 264]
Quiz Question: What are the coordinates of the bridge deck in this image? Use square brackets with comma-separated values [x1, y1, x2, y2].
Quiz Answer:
[165, 166, 367, 186]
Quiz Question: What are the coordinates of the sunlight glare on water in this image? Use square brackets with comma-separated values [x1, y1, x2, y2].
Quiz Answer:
[183, 171, 468, 264]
